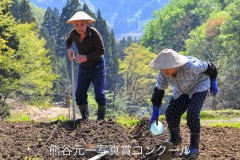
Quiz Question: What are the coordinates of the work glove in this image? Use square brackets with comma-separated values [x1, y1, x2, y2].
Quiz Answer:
[210, 77, 218, 96]
[150, 106, 160, 125]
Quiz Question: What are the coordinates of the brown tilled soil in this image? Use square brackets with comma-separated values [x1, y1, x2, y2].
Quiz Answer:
[0, 118, 240, 160]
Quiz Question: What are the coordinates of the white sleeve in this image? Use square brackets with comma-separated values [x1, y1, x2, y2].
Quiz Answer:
[189, 59, 208, 75]
[156, 71, 169, 90]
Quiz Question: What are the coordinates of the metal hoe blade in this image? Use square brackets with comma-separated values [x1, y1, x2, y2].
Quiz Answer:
[88, 151, 110, 160]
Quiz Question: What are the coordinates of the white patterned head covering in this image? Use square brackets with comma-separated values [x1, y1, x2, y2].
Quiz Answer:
[149, 49, 188, 69]
[67, 11, 96, 24]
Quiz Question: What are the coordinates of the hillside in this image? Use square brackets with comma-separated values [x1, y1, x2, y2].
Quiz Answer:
[29, 0, 169, 39]
[29, 2, 45, 26]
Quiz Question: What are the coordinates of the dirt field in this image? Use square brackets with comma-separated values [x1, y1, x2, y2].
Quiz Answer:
[0, 117, 240, 160]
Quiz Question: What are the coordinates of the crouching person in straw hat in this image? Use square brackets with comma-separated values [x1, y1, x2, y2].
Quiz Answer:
[149, 49, 218, 159]
[66, 11, 106, 120]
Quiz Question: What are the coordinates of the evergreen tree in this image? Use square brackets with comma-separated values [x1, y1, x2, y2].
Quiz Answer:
[106, 29, 119, 109]
[82, 3, 96, 22]
[94, 10, 121, 105]
[118, 36, 135, 60]
[56, 0, 81, 69]
[54, 0, 81, 101]
[95, 10, 109, 48]
[11, 0, 20, 21]
[57, 0, 81, 57]
[11, 0, 36, 23]
[41, 7, 59, 37]
[94, 10, 113, 90]
[40, 7, 59, 77]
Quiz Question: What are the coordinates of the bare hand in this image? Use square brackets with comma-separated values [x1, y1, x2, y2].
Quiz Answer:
[67, 49, 75, 61]
[75, 55, 87, 63]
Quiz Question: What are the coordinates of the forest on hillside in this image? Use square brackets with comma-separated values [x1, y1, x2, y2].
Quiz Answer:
[29, 0, 169, 39]
[0, 0, 240, 119]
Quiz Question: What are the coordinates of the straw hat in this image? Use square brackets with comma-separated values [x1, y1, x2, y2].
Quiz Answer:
[67, 11, 96, 24]
[149, 49, 189, 69]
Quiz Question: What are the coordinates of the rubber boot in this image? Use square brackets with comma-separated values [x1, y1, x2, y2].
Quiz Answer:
[183, 133, 200, 159]
[78, 104, 89, 120]
[168, 127, 182, 145]
[97, 105, 106, 120]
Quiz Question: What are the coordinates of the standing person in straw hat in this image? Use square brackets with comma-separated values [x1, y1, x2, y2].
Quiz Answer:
[66, 11, 106, 120]
[149, 49, 218, 159]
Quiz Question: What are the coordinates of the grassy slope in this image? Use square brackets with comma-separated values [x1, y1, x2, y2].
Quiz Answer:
[116, 110, 240, 129]
[5, 99, 240, 129]
[178, 110, 240, 128]
[30, 2, 45, 26]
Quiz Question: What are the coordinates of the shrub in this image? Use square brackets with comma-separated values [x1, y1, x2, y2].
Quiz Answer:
[0, 100, 10, 118]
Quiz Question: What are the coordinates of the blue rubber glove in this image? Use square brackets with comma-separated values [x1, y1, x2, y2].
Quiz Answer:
[210, 77, 218, 96]
[150, 106, 160, 125]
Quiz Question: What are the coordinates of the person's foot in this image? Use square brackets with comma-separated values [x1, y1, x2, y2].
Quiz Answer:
[182, 148, 198, 159]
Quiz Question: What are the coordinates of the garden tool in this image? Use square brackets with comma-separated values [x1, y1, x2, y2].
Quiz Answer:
[67, 93, 71, 119]
[150, 120, 164, 135]
[71, 53, 76, 126]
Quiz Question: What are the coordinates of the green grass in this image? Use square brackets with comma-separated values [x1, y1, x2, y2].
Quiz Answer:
[115, 110, 240, 128]
[50, 115, 68, 122]
[5, 109, 240, 130]
[6, 113, 30, 122]
[115, 114, 166, 127]
[181, 110, 240, 120]
[160, 110, 240, 129]
[6, 112, 68, 122]
[210, 122, 240, 128]
[187, 110, 240, 129]
[116, 115, 140, 127]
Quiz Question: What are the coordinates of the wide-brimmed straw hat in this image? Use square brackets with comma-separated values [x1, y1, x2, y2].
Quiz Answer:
[67, 11, 96, 24]
[149, 49, 189, 69]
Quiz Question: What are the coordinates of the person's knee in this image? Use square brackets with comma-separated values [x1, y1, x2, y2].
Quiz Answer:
[165, 108, 172, 122]
[165, 107, 178, 122]
[187, 114, 200, 132]
[95, 94, 106, 105]
[166, 109, 181, 128]
[75, 93, 88, 105]
[75, 94, 88, 105]
[187, 113, 199, 123]
[75, 88, 88, 98]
